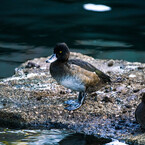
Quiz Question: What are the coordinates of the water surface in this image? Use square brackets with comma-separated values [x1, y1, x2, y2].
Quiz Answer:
[0, 1, 144, 144]
[0, 0, 145, 78]
[0, 128, 112, 145]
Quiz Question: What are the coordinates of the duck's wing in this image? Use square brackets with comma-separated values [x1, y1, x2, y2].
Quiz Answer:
[68, 59, 111, 83]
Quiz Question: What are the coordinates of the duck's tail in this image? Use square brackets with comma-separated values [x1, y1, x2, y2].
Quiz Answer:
[95, 69, 111, 84]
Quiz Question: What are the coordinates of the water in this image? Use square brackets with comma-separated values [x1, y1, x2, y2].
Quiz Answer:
[0, 0, 145, 144]
[0, 129, 69, 145]
[0, 128, 113, 145]
[0, 0, 145, 78]
[0, 128, 73, 145]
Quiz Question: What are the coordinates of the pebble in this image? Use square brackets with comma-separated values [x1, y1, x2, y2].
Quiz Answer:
[25, 62, 40, 68]
[107, 60, 114, 67]
[133, 89, 140, 93]
[129, 74, 136, 78]
[116, 85, 126, 93]
[102, 96, 113, 103]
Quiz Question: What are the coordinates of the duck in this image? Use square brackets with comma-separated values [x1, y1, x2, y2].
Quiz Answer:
[135, 92, 145, 129]
[46, 43, 111, 111]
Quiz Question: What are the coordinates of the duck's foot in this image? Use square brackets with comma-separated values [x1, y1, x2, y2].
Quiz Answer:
[64, 92, 86, 111]
[64, 102, 82, 111]
[64, 99, 78, 105]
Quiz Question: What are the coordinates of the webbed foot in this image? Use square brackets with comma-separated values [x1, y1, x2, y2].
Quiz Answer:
[64, 102, 82, 111]
[64, 92, 86, 111]
[64, 99, 78, 105]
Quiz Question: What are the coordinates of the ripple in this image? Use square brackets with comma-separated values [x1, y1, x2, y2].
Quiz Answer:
[0, 129, 73, 145]
[76, 40, 132, 48]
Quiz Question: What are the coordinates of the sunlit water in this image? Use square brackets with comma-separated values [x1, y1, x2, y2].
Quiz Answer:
[0, 0, 144, 144]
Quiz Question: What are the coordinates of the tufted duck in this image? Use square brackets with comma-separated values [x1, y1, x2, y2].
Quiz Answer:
[46, 43, 111, 111]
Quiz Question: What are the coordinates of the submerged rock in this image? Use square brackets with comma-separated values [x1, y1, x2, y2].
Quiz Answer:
[0, 52, 145, 144]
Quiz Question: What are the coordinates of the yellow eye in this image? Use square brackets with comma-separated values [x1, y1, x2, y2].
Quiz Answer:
[59, 51, 62, 53]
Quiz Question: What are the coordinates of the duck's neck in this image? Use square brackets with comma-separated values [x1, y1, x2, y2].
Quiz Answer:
[50, 61, 68, 81]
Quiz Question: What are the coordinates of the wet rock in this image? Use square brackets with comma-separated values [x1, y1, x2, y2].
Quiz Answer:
[0, 52, 145, 144]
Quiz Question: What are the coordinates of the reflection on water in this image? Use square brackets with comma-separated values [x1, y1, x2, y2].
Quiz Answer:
[0, 128, 72, 145]
[83, 4, 111, 12]
[0, 128, 113, 145]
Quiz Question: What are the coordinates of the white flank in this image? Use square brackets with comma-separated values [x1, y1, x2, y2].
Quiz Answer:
[60, 76, 85, 92]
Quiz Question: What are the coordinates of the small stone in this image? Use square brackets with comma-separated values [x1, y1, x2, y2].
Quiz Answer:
[25, 62, 40, 68]
[116, 85, 126, 93]
[122, 109, 127, 114]
[36, 96, 42, 101]
[107, 60, 114, 67]
[3, 103, 6, 106]
[127, 95, 137, 101]
[60, 90, 66, 94]
[138, 66, 144, 70]
[118, 120, 126, 125]
[102, 96, 112, 103]
[115, 125, 122, 130]
[125, 104, 132, 109]
[116, 77, 123, 82]
[122, 89, 128, 95]
[131, 131, 135, 135]
[133, 89, 140, 93]
[129, 74, 136, 78]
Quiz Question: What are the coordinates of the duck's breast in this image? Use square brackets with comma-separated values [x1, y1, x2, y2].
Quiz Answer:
[60, 76, 86, 92]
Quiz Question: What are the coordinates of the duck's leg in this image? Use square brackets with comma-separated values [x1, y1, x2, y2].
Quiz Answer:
[64, 92, 86, 111]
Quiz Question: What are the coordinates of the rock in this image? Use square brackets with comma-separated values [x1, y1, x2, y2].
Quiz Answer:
[0, 52, 145, 144]
[116, 84, 126, 93]
[25, 62, 40, 68]
[107, 60, 114, 67]
[102, 96, 113, 103]
[129, 74, 136, 78]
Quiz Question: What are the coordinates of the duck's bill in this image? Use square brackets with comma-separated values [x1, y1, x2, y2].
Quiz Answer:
[46, 54, 57, 63]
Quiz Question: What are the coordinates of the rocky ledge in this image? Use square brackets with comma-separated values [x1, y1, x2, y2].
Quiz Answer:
[0, 52, 145, 144]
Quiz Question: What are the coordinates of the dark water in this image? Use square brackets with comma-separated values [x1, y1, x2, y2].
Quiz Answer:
[0, 1, 144, 144]
[0, 0, 145, 78]
[0, 128, 112, 145]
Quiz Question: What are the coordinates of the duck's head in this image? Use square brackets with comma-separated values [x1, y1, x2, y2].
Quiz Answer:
[46, 43, 70, 63]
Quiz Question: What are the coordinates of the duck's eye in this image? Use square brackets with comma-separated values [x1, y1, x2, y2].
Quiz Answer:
[59, 51, 62, 53]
